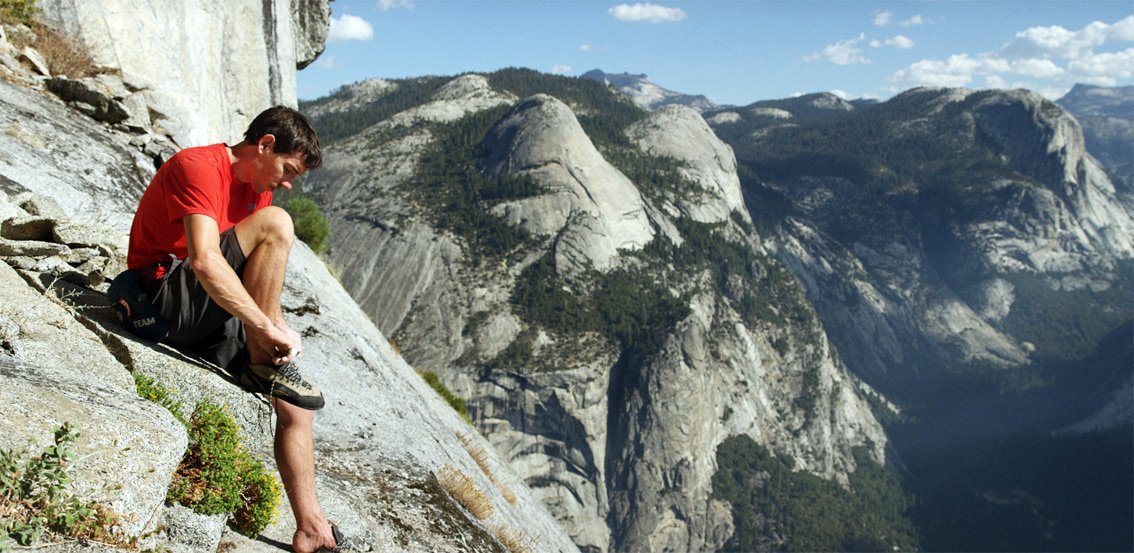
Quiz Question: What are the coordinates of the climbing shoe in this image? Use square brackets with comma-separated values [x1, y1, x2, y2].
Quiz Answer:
[320, 524, 362, 552]
[237, 360, 325, 411]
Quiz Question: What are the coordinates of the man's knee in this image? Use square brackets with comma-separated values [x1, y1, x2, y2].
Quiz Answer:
[239, 206, 295, 252]
[257, 206, 295, 243]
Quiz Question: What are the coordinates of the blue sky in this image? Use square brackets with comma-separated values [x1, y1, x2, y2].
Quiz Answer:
[297, 1, 1134, 106]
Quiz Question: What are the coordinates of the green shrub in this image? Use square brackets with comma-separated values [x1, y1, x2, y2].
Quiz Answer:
[1, 424, 134, 548]
[0, 0, 37, 26]
[133, 371, 188, 427]
[167, 402, 281, 537]
[285, 196, 330, 255]
[419, 370, 470, 422]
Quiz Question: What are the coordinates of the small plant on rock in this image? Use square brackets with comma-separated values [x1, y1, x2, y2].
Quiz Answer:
[436, 464, 494, 520]
[166, 402, 282, 537]
[132, 371, 188, 427]
[0, 0, 37, 26]
[0, 423, 134, 548]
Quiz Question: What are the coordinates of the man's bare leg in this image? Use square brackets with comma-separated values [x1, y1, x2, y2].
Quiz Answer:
[275, 399, 335, 553]
[235, 207, 336, 552]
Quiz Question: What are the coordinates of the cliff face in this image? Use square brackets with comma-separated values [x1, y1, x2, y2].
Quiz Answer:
[37, 0, 330, 147]
[0, 10, 579, 553]
[300, 72, 889, 553]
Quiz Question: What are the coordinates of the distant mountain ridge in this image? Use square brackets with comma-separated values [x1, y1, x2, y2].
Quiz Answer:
[581, 69, 716, 112]
[1058, 83, 1134, 188]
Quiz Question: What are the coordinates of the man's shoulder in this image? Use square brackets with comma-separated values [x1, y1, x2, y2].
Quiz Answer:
[168, 143, 229, 166]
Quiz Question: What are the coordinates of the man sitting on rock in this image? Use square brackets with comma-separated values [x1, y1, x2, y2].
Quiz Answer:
[125, 106, 348, 552]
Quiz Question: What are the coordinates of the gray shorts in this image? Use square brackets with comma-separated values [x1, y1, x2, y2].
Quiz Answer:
[147, 227, 247, 369]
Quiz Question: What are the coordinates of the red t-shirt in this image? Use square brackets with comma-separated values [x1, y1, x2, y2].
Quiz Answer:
[127, 143, 271, 271]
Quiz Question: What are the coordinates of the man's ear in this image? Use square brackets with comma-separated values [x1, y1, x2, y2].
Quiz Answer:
[258, 134, 277, 153]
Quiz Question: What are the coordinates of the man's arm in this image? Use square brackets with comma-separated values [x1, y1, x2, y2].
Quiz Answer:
[184, 213, 299, 365]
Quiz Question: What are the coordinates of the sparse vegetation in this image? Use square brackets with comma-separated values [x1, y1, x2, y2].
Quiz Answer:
[132, 372, 282, 536]
[490, 522, 537, 553]
[0, 2, 100, 79]
[0, 423, 135, 549]
[419, 370, 470, 423]
[132, 371, 188, 427]
[457, 432, 515, 504]
[436, 464, 494, 520]
[0, 0, 36, 26]
[28, 22, 100, 78]
[165, 402, 282, 537]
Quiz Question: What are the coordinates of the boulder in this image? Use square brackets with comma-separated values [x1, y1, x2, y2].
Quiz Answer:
[1, 215, 55, 241]
[0, 262, 186, 538]
[47, 76, 132, 125]
[19, 45, 50, 76]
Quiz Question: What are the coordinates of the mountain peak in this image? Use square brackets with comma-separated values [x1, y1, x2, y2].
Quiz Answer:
[581, 68, 716, 113]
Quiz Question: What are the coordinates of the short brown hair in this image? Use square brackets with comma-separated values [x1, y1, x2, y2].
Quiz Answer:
[244, 106, 323, 170]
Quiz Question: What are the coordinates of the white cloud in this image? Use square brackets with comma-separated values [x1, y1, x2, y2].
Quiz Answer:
[870, 35, 914, 49]
[985, 75, 1008, 89]
[551, 65, 573, 74]
[830, 89, 850, 99]
[1011, 58, 1064, 79]
[888, 35, 915, 49]
[890, 16, 1134, 98]
[1067, 48, 1134, 84]
[311, 55, 338, 69]
[806, 33, 870, 65]
[1111, 15, 1134, 40]
[378, 0, 415, 10]
[609, 3, 686, 23]
[328, 14, 374, 42]
[875, 10, 924, 27]
[891, 54, 1010, 88]
[580, 44, 593, 52]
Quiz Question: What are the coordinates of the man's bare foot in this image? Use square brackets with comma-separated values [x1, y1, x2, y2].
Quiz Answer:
[292, 522, 336, 553]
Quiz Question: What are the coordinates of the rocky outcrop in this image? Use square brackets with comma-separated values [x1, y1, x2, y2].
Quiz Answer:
[0, 75, 157, 232]
[37, 0, 332, 146]
[626, 105, 748, 224]
[0, 11, 579, 553]
[482, 94, 655, 275]
[602, 286, 884, 552]
[292, 0, 332, 69]
[391, 74, 517, 127]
